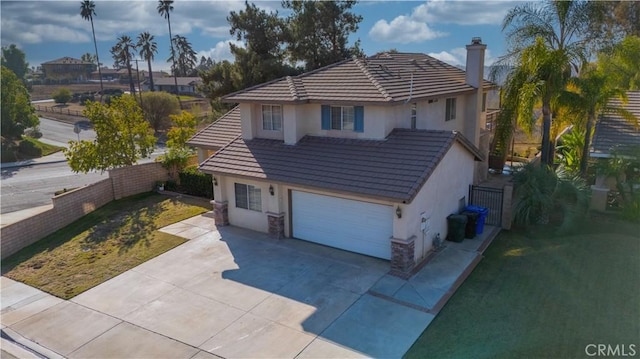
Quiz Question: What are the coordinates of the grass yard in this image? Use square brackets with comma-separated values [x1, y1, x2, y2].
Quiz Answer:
[21, 137, 64, 157]
[406, 217, 640, 359]
[1, 193, 210, 299]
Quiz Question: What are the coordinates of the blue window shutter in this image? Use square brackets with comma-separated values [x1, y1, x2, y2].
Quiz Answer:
[354, 106, 364, 132]
[321, 105, 330, 130]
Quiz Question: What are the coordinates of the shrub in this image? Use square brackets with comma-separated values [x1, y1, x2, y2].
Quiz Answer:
[18, 139, 42, 157]
[179, 166, 213, 199]
[52, 88, 72, 104]
[513, 162, 590, 232]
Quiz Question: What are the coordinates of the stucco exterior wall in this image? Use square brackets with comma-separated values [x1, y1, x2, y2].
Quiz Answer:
[222, 176, 275, 233]
[394, 142, 475, 262]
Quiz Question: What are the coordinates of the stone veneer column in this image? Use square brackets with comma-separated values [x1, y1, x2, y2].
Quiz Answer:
[267, 212, 285, 239]
[390, 236, 415, 277]
[212, 201, 229, 226]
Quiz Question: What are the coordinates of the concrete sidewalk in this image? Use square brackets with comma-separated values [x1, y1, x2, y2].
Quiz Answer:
[1, 215, 499, 358]
[0, 151, 68, 170]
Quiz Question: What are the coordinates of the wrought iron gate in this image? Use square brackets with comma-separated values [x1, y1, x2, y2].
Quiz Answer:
[469, 185, 504, 226]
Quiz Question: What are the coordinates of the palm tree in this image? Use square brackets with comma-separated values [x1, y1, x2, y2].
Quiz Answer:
[80, 0, 103, 96]
[172, 35, 197, 76]
[559, 68, 637, 177]
[111, 35, 137, 94]
[496, 0, 591, 165]
[157, 0, 180, 102]
[137, 32, 158, 92]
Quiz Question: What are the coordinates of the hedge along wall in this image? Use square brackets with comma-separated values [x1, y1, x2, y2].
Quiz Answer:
[0, 162, 169, 259]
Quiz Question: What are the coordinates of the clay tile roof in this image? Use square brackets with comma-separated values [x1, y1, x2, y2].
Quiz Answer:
[222, 53, 495, 105]
[187, 106, 241, 149]
[42, 57, 93, 65]
[199, 129, 481, 202]
[592, 91, 640, 155]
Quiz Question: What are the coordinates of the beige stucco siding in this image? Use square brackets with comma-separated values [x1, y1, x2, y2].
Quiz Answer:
[221, 176, 276, 233]
[394, 142, 475, 262]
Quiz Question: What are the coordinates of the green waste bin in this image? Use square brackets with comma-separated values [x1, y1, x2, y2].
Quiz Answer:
[461, 210, 479, 239]
[446, 214, 467, 243]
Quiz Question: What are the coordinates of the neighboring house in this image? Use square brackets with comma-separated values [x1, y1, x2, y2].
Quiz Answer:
[90, 68, 119, 82]
[591, 91, 640, 159]
[147, 77, 202, 95]
[41, 57, 96, 82]
[190, 38, 494, 276]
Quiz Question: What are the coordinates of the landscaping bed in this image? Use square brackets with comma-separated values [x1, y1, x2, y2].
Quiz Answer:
[405, 217, 640, 358]
[1, 193, 210, 299]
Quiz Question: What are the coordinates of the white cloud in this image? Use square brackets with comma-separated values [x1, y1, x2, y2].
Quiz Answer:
[197, 40, 244, 62]
[369, 16, 446, 44]
[412, 0, 520, 25]
[429, 48, 495, 67]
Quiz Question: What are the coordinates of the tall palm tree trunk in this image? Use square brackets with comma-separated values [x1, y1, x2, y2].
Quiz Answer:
[90, 18, 104, 98]
[147, 59, 154, 92]
[580, 112, 595, 177]
[166, 16, 181, 107]
[541, 99, 553, 166]
[126, 58, 135, 94]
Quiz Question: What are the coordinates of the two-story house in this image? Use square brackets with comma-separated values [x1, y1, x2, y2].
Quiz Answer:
[191, 38, 493, 276]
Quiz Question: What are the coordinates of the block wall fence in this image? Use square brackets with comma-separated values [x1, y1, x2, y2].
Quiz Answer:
[1, 162, 169, 259]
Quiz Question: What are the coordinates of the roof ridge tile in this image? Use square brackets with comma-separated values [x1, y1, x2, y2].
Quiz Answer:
[285, 76, 299, 101]
[353, 57, 393, 102]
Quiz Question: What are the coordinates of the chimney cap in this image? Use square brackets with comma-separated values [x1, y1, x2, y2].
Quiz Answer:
[471, 37, 482, 45]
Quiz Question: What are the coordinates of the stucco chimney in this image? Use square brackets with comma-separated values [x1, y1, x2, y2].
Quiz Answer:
[463, 37, 487, 151]
[465, 37, 486, 88]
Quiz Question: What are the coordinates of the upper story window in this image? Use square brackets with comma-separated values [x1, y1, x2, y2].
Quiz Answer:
[410, 103, 417, 129]
[234, 183, 262, 211]
[262, 104, 282, 131]
[321, 105, 364, 132]
[331, 106, 354, 130]
[445, 98, 456, 121]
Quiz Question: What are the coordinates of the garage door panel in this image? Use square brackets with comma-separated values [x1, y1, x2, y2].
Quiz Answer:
[292, 191, 393, 260]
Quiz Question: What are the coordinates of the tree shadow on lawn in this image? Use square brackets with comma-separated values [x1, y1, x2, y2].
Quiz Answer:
[0, 193, 167, 274]
[81, 201, 164, 254]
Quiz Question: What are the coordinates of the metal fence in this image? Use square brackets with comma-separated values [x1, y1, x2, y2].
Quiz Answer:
[469, 185, 504, 226]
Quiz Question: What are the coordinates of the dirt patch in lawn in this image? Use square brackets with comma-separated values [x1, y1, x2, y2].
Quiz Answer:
[1, 193, 211, 299]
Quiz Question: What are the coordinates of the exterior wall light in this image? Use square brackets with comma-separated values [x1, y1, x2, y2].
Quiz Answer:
[269, 185, 275, 196]
[213, 177, 218, 186]
[396, 206, 402, 219]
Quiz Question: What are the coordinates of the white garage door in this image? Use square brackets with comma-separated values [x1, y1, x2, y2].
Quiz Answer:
[291, 191, 393, 260]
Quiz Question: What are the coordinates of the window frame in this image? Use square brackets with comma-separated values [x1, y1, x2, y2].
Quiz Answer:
[234, 183, 262, 212]
[261, 104, 283, 131]
[445, 98, 456, 121]
[330, 106, 355, 131]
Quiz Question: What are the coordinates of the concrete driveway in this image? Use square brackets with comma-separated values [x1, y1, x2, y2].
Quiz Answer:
[2, 215, 437, 358]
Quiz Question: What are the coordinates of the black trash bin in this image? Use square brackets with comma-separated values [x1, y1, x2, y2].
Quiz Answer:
[460, 210, 479, 238]
[446, 214, 467, 243]
[464, 205, 489, 234]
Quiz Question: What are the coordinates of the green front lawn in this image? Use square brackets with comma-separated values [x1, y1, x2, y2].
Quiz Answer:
[1, 193, 210, 299]
[406, 217, 640, 358]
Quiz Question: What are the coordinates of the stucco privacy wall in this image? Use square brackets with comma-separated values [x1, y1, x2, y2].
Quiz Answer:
[1, 163, 169, 259]
[110, 162, 170, 200]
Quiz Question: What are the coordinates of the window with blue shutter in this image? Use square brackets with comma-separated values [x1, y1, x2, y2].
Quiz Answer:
[354, 106, 364, 132]
[322, 105, 363, 132]
[321, 105, 330, 130]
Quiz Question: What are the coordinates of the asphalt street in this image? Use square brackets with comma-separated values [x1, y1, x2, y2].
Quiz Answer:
[1, 118, 164, 214]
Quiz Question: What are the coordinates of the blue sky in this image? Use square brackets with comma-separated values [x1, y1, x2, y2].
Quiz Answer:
[1, 1, 522, 71]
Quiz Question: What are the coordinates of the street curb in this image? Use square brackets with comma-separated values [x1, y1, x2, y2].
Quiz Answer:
[0, 159, 68, 170]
